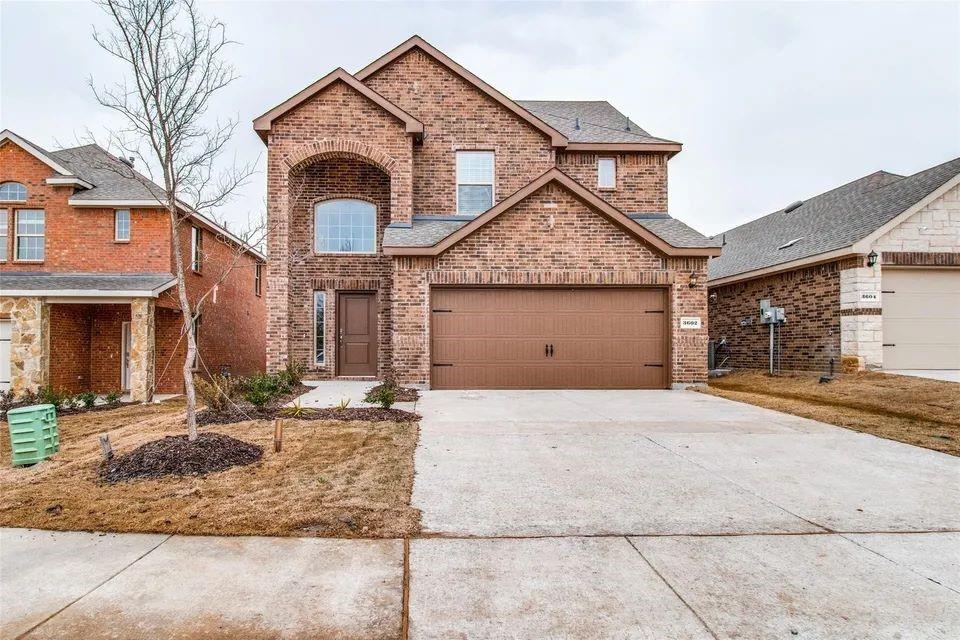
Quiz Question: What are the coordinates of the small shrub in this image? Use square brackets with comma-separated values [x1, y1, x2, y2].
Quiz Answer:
[195, 374, 238, 412]
[77, 391, 97, 409]
[39, 386, 73, 408]
[105, 391, 122, 405]
[364, 385, 396, 409]
[336, 398, 351, 410]
[0, 390, 13, 413]
[278, 361, 305, 389]
[240, 373, 284, 408]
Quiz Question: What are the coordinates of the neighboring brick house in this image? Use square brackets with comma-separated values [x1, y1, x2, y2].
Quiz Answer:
[708, 157, 960, 373]
[0, 130, 266, 400]
[255, 36, 720, 389]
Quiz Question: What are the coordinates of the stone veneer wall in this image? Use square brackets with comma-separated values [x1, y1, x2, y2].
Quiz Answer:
[0, 297, 49, 395]
[129, 298, 155, 402]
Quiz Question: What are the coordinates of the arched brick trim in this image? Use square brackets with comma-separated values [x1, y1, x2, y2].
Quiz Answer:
[282, 139, 398, 175]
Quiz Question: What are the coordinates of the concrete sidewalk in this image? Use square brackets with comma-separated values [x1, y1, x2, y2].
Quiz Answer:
[4, 528, 958, 639]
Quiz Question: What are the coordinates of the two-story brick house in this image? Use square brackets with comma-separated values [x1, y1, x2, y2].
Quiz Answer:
[0, 129, 266, 400]
[256, 36, 720, 389]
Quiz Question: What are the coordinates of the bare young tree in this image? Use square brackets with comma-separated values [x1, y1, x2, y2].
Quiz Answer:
[90, 0, 255, 439]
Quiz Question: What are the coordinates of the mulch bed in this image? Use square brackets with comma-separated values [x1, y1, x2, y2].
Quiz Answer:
[366, 383, 420, 403]
[198, 405, 420, 426]
[2, 401, 125, 420]
[101, 432, 263, 482]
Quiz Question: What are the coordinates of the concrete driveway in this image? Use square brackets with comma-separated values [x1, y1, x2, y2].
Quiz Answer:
[409, 389, 960, 637]
[4, 390, 959, 639]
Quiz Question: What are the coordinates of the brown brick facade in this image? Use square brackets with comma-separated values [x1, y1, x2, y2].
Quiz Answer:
[708, 261, 846, 371]
[557, 152, 668, 212]
[1, 139, 265, 396]
[263, 42, 710, 387]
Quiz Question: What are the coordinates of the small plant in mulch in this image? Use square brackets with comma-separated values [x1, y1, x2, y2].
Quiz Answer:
[365, 379, 419, 404]
[101, 432, 263, 482]
[1, 387, 126, 419]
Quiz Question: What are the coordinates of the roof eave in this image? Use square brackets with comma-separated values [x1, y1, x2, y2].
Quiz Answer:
[381, 168, 717, 257]
[565, 142, 683, 158]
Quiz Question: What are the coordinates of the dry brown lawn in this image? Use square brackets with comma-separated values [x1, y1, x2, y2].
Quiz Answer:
[0, 399, 420, 537]
[700, 370, 960, 456]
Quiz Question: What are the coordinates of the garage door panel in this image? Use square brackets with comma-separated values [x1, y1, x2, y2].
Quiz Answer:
[430, 288, 668, 389]
[882, 268, 960, 370]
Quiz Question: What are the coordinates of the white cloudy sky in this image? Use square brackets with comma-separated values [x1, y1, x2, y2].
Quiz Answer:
[2, 1, 958, 237]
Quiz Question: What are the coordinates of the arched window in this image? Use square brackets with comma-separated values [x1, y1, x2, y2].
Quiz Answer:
[314, 199, 376, 253]
[0, 182, 27, 201]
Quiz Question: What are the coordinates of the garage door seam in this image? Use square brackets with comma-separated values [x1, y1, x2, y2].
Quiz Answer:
[624, 536, 720, 640]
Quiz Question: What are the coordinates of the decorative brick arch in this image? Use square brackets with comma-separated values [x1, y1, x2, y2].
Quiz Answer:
[282, 139, 398, 176]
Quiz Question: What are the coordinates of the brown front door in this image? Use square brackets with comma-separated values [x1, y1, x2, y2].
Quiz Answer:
[337, 292, 378, 376]
[431, 288, 669, 390]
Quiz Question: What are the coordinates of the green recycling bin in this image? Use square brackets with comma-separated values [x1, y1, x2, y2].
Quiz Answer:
[6, 404, 60, 466]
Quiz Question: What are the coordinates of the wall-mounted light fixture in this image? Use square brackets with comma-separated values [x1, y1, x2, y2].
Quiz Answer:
[866, 250, 878, 267]
[689, 274, 700, 288]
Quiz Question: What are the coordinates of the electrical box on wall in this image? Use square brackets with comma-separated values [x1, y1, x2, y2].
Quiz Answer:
[759, 299, 786, 325]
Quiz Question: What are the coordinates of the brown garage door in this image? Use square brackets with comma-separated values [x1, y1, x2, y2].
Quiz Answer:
[430, 288, 668, 389]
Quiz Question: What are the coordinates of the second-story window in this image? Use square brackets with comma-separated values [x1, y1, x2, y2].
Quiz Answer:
[254, 263, 262, 296]
[191, 226, 202, 272]
[0, 210, 7, 262]
[598, 157, 616, 189]
[456, 151, 494, 215]
[15, 210, 45, 262]
[314, 199, 376, 253]
[0, 182, 27, 202]
[115, 209, 131, 242]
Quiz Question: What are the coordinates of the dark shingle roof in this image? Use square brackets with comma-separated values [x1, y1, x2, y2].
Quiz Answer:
[708, 158, 960, 281]
[50, 145, 164, 201]
[0, 272, 176, 295]
[629, 214, 722, 249]
[382, 213, 718, 249]
[517, 100, 676, 145]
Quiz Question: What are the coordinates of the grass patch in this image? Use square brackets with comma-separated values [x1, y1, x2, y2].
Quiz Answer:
[700, 370, 959, 456]
[0, 399, 420, 538]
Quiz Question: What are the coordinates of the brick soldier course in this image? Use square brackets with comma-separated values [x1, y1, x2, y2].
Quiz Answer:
[256, 36, 720, 389]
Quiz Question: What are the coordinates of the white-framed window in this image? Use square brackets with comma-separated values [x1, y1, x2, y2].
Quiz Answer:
[456, 151, 494, 215]
[314, 291, 326, 365]
[0, 210, 7, 262]
[314, 199, 376, 253]
[191, 226, 202, 272]
[115, 209, 131, 241]
[254, 263, 262, 296]
[598, 157, 616, 189]
[190, 314, 202, 370]
[0, 182, 27, 201]
[15, 209, 44, 262]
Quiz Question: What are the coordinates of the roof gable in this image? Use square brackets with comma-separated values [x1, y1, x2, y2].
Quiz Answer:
[355, 36, 568, 147]
[0, 130, 79, 177]
[253, 68, 424, 142]
[383, 168, 719, 257]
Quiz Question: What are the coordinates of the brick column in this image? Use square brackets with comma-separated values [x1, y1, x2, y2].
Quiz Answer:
[2, 296, 49, 396]
[839, 262, 882, 370]
[129, 298, 156, 403]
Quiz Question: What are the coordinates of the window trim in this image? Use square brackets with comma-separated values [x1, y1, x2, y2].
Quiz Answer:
[0, 182, 28, 202]
[597, 157, 617, 190]
[14, 209, 45, 263]
[313, 198, 377, 255]
[455, 150, 496, 215]
[314, 291, 326, 365]
[190, 226, 202, 272]
[114, 209, 131, 242]
[0, 209, 7, 263]
[254, 263, 263, 296]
